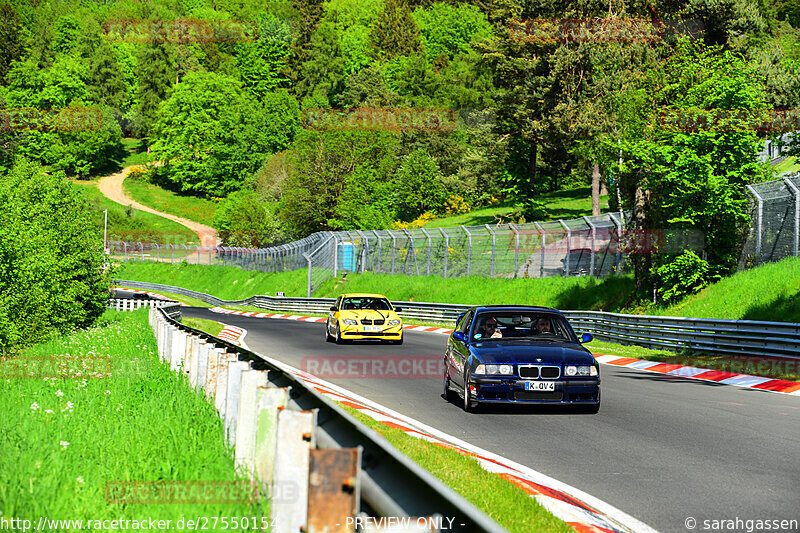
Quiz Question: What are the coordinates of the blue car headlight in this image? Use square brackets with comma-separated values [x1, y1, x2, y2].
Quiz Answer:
[565, 365, 598, 377]
[475, 364, 513, 375]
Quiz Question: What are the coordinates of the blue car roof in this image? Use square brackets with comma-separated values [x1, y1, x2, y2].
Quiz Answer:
[468, 305, 565, 316]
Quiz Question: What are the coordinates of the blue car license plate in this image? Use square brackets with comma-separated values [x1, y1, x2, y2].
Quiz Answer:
[525, 381, 555, 392]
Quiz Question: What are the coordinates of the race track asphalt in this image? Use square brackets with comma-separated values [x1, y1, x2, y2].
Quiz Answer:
[182, 307, 800, 533]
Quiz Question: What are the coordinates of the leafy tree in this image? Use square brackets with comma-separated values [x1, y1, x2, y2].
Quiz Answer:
[87, 40, 128, 111]
[53, 15, 81, 54]
[132, 43, 173, 142]
[279, 129, 398, 234]
[369, 0, 422, 60]
[616, 42, 768, 299]
[0, 159, 110, 354]
[236, 14, 293, 100]
[150, 71, 273, 197]
[393, 148, 448, 220]
[0, 2, 25, 83]
[212, 190, 285, 247]
[412, 2, 492, 63]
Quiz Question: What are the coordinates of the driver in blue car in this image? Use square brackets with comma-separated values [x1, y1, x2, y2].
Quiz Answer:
[477, 317, 503, 339]
[531, 317, 552, 335]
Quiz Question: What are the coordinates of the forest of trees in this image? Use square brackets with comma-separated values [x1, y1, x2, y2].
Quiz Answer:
[1, 0, 799, 303]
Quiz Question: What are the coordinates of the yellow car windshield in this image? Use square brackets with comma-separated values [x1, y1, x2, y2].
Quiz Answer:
[342, 298, 392, 311]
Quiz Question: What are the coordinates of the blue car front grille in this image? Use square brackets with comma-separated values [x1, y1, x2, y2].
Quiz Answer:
[518, 365, 561, 379]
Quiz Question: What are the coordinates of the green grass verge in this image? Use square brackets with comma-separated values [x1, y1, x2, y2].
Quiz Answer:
[72, 181, 198, 245]
[342, 406, 573, 533]
[656, 256, 800, 323]
[116, 262, 311, 300]
[124, 178, 218, 227]
[424, 187, 610, 228]
[0, 309, 268, 525]
[182, 317, 225, 337]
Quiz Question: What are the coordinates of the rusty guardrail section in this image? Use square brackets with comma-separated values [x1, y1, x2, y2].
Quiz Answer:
[148, 306, 507, 533]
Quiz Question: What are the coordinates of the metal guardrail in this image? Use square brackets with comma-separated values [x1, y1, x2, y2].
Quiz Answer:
[117, 280, 800, 360]
[150, 305, 506, 532]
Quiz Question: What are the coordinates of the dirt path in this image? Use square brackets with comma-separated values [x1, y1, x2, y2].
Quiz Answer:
[97, 166, 220, 247]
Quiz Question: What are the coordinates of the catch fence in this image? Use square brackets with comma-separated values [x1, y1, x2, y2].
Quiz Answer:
[112, 174, 800, 296]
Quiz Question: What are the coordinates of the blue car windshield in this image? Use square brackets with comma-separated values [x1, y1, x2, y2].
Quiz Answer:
[472, 312, 575, 342]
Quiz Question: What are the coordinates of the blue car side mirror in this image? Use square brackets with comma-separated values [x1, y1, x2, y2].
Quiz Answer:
[580, 333, 594, 344]
[452, 331, 466, 342]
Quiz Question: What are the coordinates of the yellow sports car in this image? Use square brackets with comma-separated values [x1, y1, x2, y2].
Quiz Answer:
[325, 293, 404, 344]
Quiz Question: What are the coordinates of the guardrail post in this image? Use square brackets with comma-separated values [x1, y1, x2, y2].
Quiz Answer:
[461, 226, 472, 276]
[534, 222, 545, 278]
[254, 387, 289, 488]
[196, 341, 210, 390]
[224, 360, 252, 445]
[746, 184, 763, 265]
[205, 347, 223, 400]
[214, 354, 238, 416]
[420, 227, 432, 276]
[234, 370, 270, 475]
[783, 177, 799, 257]
[271, 409, 317, 533]
[509, 223, 520, 276]
[583, 216, 596, 276]
[307, 448, 361, 532]
[484, 224, 496, 278]
[439, 228, 449, 278]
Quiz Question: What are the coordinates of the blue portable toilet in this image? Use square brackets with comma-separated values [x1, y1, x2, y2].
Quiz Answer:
[338, 241, 356, 272]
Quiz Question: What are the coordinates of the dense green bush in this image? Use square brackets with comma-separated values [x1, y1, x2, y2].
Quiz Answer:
[0, 159, 110, 354]
[212, 190, 284, 247]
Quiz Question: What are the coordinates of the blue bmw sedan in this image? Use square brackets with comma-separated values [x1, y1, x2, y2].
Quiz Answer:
[442, 306, 600, 413]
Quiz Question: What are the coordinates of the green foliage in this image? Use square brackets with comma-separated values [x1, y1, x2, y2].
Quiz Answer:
[150, 71, 274, 198]
[393, 148, 448, 220]
[0, 2, 25, 83]
[0, 160, 110, 354]
[236, 14, 292, 100]
[279, 129, 398, 234]
[368, 0, 422, 60]
[653, 250, 715, 304]
[212, 190, 284, 247]
[132, 44, 173, 141]
[412, 2, 492, 62]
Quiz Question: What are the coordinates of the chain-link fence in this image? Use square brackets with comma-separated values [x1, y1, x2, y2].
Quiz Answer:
[741, 173, 800, 268]
[113, 175, 800, 295]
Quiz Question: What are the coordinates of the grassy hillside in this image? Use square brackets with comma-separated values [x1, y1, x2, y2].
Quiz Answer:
[116, 256, 800, 323]
[124, 177, 218, 227]
[658, 256, 800, 322]
[72, 181, 197, 245]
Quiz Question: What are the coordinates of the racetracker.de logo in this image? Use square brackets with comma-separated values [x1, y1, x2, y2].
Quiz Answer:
[508, 17, 704, 44]
[0, 107, 104, 132]
[102, 19, 257, 43]
[301, 107, 458, 132]
[301, 356, 444, 379]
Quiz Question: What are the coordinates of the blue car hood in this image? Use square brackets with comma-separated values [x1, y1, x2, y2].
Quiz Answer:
[471, 340, 595, 365]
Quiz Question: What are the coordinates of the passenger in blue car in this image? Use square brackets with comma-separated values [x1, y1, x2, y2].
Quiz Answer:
[477, 317, 503, 339]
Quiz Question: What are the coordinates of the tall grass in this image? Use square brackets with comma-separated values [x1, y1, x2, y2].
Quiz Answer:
[0, 310, 268, 525]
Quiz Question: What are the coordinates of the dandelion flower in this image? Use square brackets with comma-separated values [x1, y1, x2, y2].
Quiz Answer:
[30, 402, 40, 411]
[105, 390, 111, 395]
[60, 441, 70, 449]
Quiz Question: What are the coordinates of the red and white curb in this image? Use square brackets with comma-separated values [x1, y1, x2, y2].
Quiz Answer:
[217, 325, 248, 349]
[594, 354, 800, 396]
[208, 307, 800, 397]
[222, 327, 653, 533]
